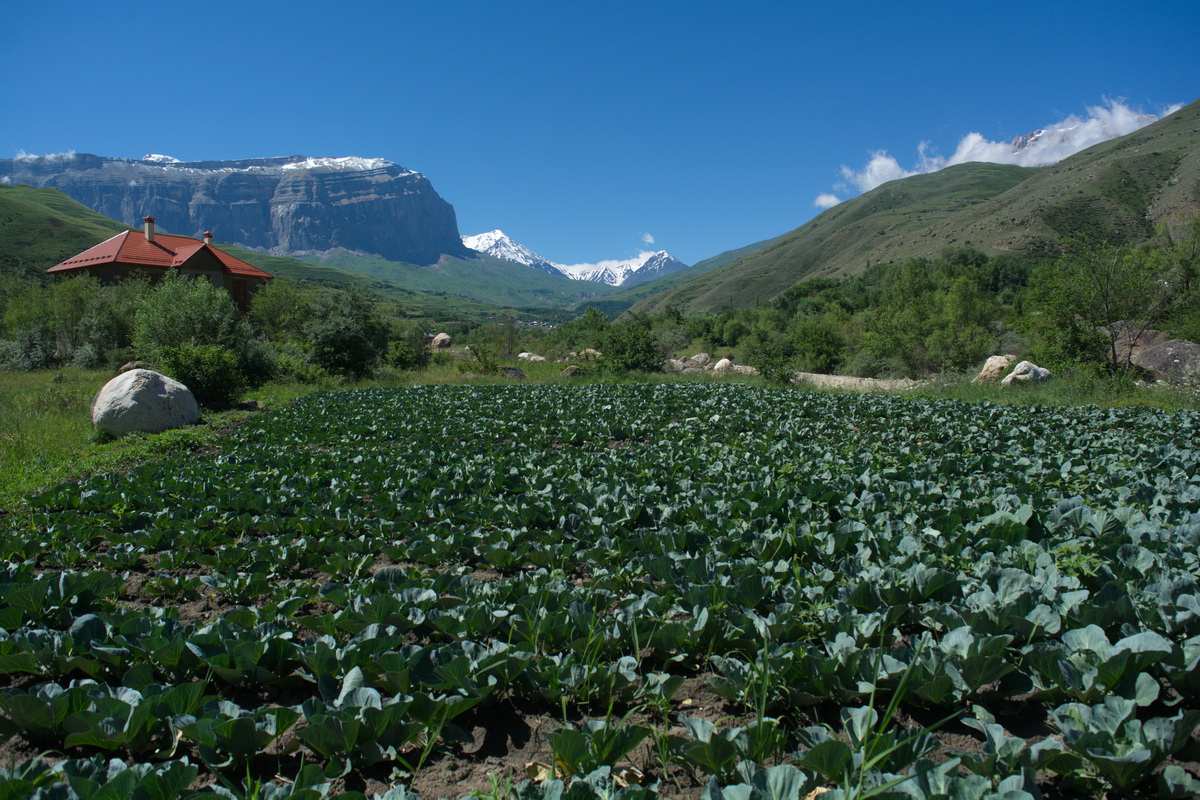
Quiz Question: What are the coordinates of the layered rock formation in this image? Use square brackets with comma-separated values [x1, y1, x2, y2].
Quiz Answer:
[0, 154, 468, 265]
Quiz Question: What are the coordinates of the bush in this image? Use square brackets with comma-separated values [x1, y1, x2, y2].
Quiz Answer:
[158, 344, 246, 408]
[741, 327, 796, 384]
[304, 287, 388, 380]
[599, 322, 662, 374]
[388, 325, 431, 371]
[0, 327, 55, 371]
[268, 342, 330, 384]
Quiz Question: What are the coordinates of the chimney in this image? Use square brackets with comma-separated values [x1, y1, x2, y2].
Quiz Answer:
[143, 216, 156, 242]
[203, 231, 213, 246]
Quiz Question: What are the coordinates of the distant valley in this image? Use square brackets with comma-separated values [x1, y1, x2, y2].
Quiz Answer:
[4, 98, 1198, 320]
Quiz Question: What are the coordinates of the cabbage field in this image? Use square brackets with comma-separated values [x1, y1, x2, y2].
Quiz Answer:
[2, 384, 1200, 799]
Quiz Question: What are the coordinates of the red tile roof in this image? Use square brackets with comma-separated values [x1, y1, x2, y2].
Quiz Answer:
[48, 230, 273, 279]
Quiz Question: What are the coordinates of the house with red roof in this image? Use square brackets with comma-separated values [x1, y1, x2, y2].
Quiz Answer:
[47, 217, 273, 311]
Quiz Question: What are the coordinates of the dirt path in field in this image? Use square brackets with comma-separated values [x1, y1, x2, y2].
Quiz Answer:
[791, 371, 924, 391]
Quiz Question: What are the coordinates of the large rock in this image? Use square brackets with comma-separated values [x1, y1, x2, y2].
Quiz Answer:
[711, 358, 735, 372]
[91, 370, 199, 437]
[972, 354, 1017, 383]
[1001, 360, 1053, 386]
[501, 366, 526, 380]
[517, 352, 546, 362]
[430, 332, 452, 350]
[1132, 339, 1200, 382]
[1115, 329, 1173, 365]
[664, 358, 687, 373]
[686, 353, 712, 367]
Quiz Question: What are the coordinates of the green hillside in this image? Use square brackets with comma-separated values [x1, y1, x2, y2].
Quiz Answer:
[309, 250, 621, 311]
[579, 235, 782, 316]
[0, 184, 131, 278]
[216, 247, 505, 320]
[0, 185, 517, 321]
[635, 99, 1200, 314]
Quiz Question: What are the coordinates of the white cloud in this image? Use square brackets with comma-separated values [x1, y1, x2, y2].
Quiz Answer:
[641, 232, 655, 244]
[834, 98, 1176, 195]
[0, 176, 10, 184]
[813, 193, 842, 209]
[14, 149, 77, 162]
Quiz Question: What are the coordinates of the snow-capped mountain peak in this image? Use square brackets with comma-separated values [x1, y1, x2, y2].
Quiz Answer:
[462, 230, 561, 275]
[463, 230, 690, 287]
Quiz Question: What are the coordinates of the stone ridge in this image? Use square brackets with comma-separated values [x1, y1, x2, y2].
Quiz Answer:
[0, 153, 469, 265]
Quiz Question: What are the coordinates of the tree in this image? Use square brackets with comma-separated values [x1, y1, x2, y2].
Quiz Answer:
[599, 320, 661, 374]
[133, 270, 257, 405]
[250, 276, 313, 342]
[304, 285, 388, 379]
[1033, 238, 1179, 373]
[133, 270, 248, 356]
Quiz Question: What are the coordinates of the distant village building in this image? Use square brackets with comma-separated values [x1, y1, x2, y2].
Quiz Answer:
[47, 217, 273, 311]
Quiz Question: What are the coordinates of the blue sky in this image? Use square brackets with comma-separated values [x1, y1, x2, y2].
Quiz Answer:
[2, 0, 1196, 266]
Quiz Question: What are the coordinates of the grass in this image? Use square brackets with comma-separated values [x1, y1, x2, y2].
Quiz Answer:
[0, 368, 268, 514]
[908, 368, 1200, 411]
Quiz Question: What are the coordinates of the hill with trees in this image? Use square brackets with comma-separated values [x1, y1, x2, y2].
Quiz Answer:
[633, 99, 1200, 315]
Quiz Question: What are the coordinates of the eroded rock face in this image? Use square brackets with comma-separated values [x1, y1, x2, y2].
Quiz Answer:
[91, 370, 199, 437]
[1001, 361, 1053, 386]
[1132, 339, 1200, 381]
[973, 355, 1017, 383]
[0, 153, 467, 265]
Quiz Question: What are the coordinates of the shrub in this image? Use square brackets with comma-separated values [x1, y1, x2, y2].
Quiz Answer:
[0, 327, 55, 371]
[742, 327, 796, 384]
[133, 271, 247, 356]
[158, 344, 246, 408]
[599, 322, 662, 374]
[388, 325, 431, 371]
[304, 287, 388, 380]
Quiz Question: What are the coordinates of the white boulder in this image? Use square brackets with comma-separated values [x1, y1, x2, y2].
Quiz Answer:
[712, 358, 735, 372]
[431, 332, 452, 350]
[972, 354, 1017, 383]
[1001, 360, 1053, 386]
[91, 370, 200, 438]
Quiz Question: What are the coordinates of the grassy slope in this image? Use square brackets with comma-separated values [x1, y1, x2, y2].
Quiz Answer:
[635, 98, 1200, 314]
[217, 246, 507, 320]
[0, 185, 521, 321]
[583, 235, 783, 316]
[310, 250, 622, 311]
[0, 184, 132, 278]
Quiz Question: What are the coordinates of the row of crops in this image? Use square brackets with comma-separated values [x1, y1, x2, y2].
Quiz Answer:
[2, 384, 1200, 799]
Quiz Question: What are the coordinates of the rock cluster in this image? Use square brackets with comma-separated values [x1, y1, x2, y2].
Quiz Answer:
[664, 353, 759, 376]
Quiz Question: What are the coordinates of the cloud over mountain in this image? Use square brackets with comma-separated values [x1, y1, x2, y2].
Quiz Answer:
[819, 98, 1183, 203]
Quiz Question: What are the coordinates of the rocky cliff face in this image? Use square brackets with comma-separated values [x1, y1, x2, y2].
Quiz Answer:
[0, 154, 468, 265]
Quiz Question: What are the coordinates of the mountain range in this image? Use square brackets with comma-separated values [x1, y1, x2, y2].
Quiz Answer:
[0, 153, 468, 265]
[462, 229, 690, 287]
[4, 98, 1198, 320]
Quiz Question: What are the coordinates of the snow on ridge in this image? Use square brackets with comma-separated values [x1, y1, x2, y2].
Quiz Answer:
[463, 230, 687, 286]
[280, 156, 393, 172]
[141, 153, 180, 163]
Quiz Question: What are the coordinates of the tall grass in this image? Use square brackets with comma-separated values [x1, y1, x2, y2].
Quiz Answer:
[0, 369, 258, 514]
[908, 370, 1200, 411]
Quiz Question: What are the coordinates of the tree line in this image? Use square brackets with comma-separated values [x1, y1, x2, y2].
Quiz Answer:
[2, 215, 1197, 402]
